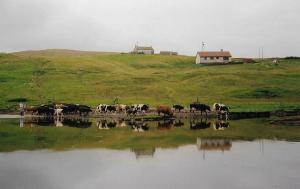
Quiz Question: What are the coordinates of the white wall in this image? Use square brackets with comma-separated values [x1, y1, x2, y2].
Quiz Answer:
[137, 50, 154, 54]
[196, 55, 232, 64]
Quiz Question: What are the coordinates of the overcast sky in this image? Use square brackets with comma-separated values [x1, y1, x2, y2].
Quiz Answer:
[0, 0, 299, 57]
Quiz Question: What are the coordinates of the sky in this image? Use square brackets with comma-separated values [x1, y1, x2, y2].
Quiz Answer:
[0, 0, 299, 57]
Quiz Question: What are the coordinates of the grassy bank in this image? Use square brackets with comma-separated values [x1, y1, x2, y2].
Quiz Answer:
[0, 49, 299, 112]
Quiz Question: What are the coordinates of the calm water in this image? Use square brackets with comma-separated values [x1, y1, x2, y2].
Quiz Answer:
[0, 117, 300, 189]
[0, 141, 300, 189]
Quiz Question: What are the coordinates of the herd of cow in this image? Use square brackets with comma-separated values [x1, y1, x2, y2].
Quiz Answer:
[21, 102, 229, 118]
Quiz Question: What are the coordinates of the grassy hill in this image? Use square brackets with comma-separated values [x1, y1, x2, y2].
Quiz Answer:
[0, 49, 299, 112]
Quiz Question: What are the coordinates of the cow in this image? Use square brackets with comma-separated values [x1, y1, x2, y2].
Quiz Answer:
[77, 105, 92, 116]
[24, 106, 38, 115]
[140, 104, 149, 113]
[173, 105, 184, 112]
[131, 104, 150, 113]
[61, 103, 79, 115]
[116, 104, 127, 113]
[127, 108, 138, 116]
[36, 105, 55, 117]
[157, 105, 173, 117]
[213, 103, 230, 119]
[106, 105, 117, 113]
[190, 103, 211, 117]
[95, 104, 108, 113]
[54, 108, 64, 118]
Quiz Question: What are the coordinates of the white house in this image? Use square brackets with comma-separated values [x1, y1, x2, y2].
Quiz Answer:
[132, 45, 154, 55]
[196, 50, 232, 64]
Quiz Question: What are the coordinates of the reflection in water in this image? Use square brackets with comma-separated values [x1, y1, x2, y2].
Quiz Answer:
[128, 121, 149, 132]
[19, 117, 232, 133]
[20, 117, 92, 128]
[131, 148, 156, 159]
[97, 119, 117, 130]
[173, 120, 184, 127]
[213, 120, 230, 130]
[190, 119, 211, 130]
[117, 120, 127, 127]
[54, 116, 64, 127]
[197, 138, 232, 151]
[157, 120, 173, 130]
[0, 140, 299, 189]
[63, 119, 92, 128]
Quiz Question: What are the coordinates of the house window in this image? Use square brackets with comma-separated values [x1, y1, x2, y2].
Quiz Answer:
[204, 57, 207, 60]
[210, 57, 214, 60]
[224, 57, 229, 61]
[216, 57, 219, 60]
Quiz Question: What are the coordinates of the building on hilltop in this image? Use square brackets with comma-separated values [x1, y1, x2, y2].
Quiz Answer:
[132, 45, 154, 55]
[196, 49, 232, 64]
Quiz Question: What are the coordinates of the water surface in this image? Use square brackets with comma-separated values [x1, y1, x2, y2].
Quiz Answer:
[0, 140, 299, 189]
[0, 117, 300, 189]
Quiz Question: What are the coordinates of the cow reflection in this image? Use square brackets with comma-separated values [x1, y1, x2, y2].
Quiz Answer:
[157, 120, 173, 130]
[97, 119, 117, 130]
[117, 120, 127, 127]
[128, 121, 149, 132]
[63, 118, 92, 128]
[173, 120, 184, 127]
[213, 120, 230, 130]
[19, 118, 34, 128]
[55, 116, 64, 127]
[190, 119, 211, 130]
[31, 117, 54, 127]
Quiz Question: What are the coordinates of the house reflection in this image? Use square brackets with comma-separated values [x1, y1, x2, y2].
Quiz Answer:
[130, 148, 156, 159]
[197, 138, 232, 152]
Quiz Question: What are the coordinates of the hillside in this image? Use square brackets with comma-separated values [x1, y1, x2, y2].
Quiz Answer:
[0, 50, 300, 112]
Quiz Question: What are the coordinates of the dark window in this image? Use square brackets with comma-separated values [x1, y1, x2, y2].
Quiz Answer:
[204, 57, 207, 60]
[216, 57, 219, 60]
[210, 57, 214, 60]
[224, 57, 229, 61]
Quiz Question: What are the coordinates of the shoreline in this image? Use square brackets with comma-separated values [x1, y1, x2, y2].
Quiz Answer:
[1, 110, 299, 120]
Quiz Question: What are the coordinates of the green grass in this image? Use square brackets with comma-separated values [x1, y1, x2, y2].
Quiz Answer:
[0, 118, 300, 152]
[0, 50, 300, 112]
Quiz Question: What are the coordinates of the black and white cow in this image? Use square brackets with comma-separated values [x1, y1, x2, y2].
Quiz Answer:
[173, 105, 184, 112]
[213, 103, 230, 119]
[131, 104, 149, 113]
[96, 104, 107, 113]
[95, 104, 117, 113]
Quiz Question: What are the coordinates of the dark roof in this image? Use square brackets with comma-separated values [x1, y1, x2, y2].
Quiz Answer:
[197, 51, 232, 57]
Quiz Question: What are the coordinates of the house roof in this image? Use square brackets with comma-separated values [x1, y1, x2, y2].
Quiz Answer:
[197, 51, 232, 57]
[135, 46, 154, 51]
